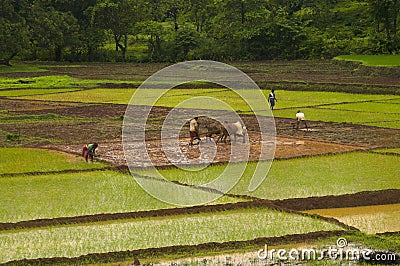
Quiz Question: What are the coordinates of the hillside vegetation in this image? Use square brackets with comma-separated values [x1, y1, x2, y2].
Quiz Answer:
[1, 0, 399, 64]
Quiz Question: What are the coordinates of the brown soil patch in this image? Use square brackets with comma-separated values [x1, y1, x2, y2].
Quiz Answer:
[21, 103, 127, 119]
[0, 71, 52, 78]
[2, 99, 171, 119]
[0, 98, 81, 112]
[0, 121, 121, 144]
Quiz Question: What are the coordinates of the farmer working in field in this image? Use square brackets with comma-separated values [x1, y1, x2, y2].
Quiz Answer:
[82, 143, 98, 162]
[295, 110, 308, 130]
[189, 117, 201, 146]
[268, 89, 277, 110]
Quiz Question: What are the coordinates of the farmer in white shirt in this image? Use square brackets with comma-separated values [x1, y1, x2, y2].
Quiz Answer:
[295, 110, 308, 130]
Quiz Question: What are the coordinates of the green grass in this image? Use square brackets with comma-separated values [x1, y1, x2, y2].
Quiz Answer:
[273, 107, 400, 128]
[319, 101, 400, 114]
[0, 88, 80, 97]
[145, 152, 400, 200]
[17, 88, 232, 105]
[15, 88, 137, 104]
[16, 87, 398, 109]
[0, 170, 241, 222]
[262, 91, 398, 109]
[334, 55, 400, 67]
[0, 148, 107, 174]
[0, 208, 343, 263]
[0, 75, 139, 89]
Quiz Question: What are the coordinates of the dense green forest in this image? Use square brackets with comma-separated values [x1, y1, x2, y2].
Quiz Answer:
[1, 0, 399, 64]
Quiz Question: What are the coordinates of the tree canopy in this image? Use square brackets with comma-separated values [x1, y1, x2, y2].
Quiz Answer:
[1, 0, 399, 64]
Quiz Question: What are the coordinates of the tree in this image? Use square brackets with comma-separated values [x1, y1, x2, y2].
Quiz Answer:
[91, 0, 143, 60]
[368, 0, 400, 50]
[165, 0, 187, 31]
[25, 2, 80, 61]
[0, 0, 30, 65]
[174, 26, 200, 60]
[139, 0, 168, 62]
[187, 0, 212, 32]
[49, 0, 104, 61]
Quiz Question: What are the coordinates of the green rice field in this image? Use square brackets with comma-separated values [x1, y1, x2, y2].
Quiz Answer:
[0, 208, 342, 263]
[0, 170, 242, 223]
[137, 152, 400, 200]
[0, 148, 107, 174]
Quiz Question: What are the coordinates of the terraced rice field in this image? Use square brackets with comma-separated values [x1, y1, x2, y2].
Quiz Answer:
[0, 60, 399, 265]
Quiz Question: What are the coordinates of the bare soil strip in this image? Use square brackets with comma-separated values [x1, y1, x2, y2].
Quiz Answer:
[3, 188, 399, 232]
[369, 151, 400, 157]
[273, 189, 400, 211]
[0, 166, 119, 178]
[0, 98, 83, 112]
[377, 231, 400, 236]
[2, 230, 348, 266]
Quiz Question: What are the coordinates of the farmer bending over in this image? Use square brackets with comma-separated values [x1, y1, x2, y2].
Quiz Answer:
[189, 117, 201, 146]
[82, 143, 98, 162]
[295, 110, 308, 130]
